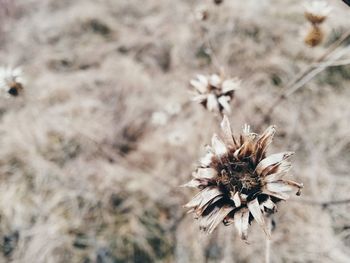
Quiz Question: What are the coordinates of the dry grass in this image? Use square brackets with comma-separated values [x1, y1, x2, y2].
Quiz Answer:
[0, 0, 350, 262]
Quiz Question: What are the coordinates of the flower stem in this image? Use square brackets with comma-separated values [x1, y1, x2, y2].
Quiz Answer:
[265, 217, 272, 263]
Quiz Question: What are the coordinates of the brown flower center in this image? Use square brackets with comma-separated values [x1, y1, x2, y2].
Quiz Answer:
[212, 155, 261, 197]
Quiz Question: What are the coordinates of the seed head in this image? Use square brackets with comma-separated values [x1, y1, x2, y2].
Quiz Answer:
[183, 116, 303, 240]
[0, 66, 24, 98]
[190, 74, 240, 115]
[304, 0, 332, 25]
[304, 25, 324, 47]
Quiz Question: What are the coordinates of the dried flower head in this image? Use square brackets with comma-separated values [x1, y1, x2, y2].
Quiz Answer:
[304, 0, 332, 24]
[0, 66, 24, 97]
[190, 74, 240, 115]
[183, 116, 303, 240]
[304, 25, 324, 47]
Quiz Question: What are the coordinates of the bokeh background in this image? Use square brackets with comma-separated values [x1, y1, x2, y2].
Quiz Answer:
[0, 0, 350, 262]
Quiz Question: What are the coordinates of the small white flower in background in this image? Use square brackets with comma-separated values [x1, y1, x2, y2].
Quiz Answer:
[0, 66, 25, 97]
[151, 111, 169, 126]
[190, 74, 240, 115]
[304, 0, 332, 24]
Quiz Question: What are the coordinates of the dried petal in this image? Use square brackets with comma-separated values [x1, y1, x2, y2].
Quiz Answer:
[234, 208, 250, 240]
[211, 134, 227, 156]
[207, 94, 219, 112]
[218, 95, 231, 113]
[256, 152, 294, 176]
[222, 78, 240, 93]
[247, 198, 269, 237]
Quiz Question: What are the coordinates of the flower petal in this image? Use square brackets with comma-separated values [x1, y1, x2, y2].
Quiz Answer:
[264, 171, 287, 183]
[192, 94, 208, 103]
[206, 94, 219, 112]
[194, 168, 217, 179]
[220, 115, 235, 146]
[256, 152, 294, 176]
[234, 208, 250, 240]
[200, 205, 234, 234]
[231, 191, 241, 207]
[209, 74, 221, 88]
[211, 134, 227, 156]
[184, 187, 223, 211]
[222, 78, 241, 93]
[247, 198, 269, 237]
[190, 79, 207, 94]
[218, 96, 231, 113]
[265, 180, 303, 196]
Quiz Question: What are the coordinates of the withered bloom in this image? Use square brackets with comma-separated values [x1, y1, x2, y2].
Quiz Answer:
[0, 67, 24, 97]
[183, 116, 303, 240]
[190, 74, 240, 115]
[304, 0, 332, 25]
[304, 25, 324, 47]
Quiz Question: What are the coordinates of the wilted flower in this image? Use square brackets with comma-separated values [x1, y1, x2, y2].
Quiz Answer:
[183, 116, 303, 240]
[0, 66, 24, 97]
[304, 0, 332, 25]
[304, 24, 324, 47]
[190, 74, 240, 115]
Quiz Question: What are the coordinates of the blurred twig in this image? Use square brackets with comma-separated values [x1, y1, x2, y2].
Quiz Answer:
[262, 29, 350, 122]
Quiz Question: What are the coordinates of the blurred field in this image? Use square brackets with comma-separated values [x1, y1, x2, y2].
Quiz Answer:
[0, 0, 350, 262]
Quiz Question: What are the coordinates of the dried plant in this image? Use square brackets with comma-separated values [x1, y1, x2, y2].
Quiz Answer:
[303, 0, 332, 47]
[304, 24, 324, 47]
[183, 116, 303, 240]
[0, 66, 24, 97]
[304, 0, 332, 25]
[190, 74, 240, 115]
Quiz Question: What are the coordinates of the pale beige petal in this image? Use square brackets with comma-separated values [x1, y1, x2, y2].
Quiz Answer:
[218, 96, 231, 113]
[209, 74, 221, 88]
[204, 205, 234, 234]
[231, 191, 241, 207]
[220, 115, 234, 146]
[262, 189, 289, 200]
[264, 171, 287, 183]
[181, 179, 201, 188]
[206, 94, 219, 112]
[247, 198, 269, 237]
[261, 197, 276, 212]
[211, 134, 227, 156]
[256, 152, 294, 176]
[234, 208, 250, 240]
[192, 94, 208, 103]
[256, 125, 276, 152]
[184, 187, 223, 210]
[222, 78, 241, 93]
[200, 149, 214, 167]
[197, 74, 209, 86]
[190, 79, 207, 94]
[194, 168, 217, 179]
[266, 180, 303, 195]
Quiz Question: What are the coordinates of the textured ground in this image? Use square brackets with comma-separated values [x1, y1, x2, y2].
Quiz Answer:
[0, 0, 350, 262]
